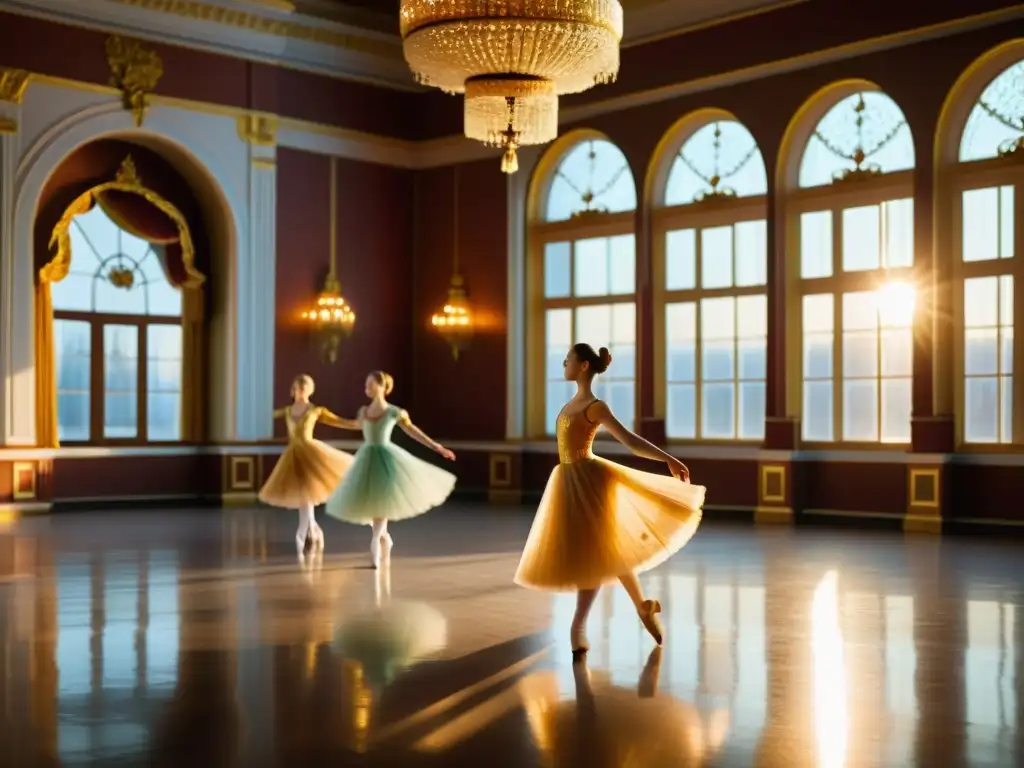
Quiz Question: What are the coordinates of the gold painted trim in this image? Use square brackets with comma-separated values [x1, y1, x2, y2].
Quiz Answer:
[0, 68, 29, 105]
[908, 467, 941, 508]
[252, 157, 276, 169]
[105, 0, 402, 60]
[0, 118, 16, 134]
[42, 156, 203, 287]
[238, 114, 278, 146]
[229, 456, 256, 491]
[489, 453, 512, 488]
[222, 491, 258, 507]
[759, 464, 786, 504]
[11, 462, 37, 501]
[754, 505, 793, 524]
[904, 514, 942, 534]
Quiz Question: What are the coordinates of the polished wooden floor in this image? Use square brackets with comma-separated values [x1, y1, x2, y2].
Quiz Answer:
[0, 505, 1020, 767]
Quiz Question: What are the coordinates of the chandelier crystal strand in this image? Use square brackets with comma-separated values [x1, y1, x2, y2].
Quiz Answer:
[400, 0, 623, 173]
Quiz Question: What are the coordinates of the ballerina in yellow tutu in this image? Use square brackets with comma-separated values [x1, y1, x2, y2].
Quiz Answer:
[515, 343, 705, 656]
[259, 374, 360, 554]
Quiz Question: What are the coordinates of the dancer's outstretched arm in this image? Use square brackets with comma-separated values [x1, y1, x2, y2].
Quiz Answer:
[397, 410, 456, 461]
[273, 407, 288, 418]
[317, 407, 361, 430]
[588, 401, 689, 481]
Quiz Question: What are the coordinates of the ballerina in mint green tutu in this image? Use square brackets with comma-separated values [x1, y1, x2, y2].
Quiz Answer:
[325, 370, 456, 568]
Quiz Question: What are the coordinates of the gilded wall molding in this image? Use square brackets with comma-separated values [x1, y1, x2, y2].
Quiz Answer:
[0, 69, 30, 105]
[237, 114, 278, 146]
[106, 36, 164, 127]
[105, 0, 401, 59]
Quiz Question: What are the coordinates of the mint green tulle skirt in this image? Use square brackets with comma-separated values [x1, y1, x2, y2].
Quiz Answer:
[324, 443, 456, 525]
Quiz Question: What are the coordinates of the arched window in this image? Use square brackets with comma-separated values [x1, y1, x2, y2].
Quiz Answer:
[654, 118, 768, 441]
[51, 205, 184, 443]
[528, 136, 637, 436]
[791, 90, 916, 444]
[954, 59, 1024, 445]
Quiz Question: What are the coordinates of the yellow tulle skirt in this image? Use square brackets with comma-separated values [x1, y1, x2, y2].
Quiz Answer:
[259, 439, 354, 509]
[515, 457, 705, 591]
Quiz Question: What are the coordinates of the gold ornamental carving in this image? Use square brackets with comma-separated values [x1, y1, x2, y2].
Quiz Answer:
[238, 114, 278, 146]
[0, 69, 29, 105]
[106, 35, 164, 127]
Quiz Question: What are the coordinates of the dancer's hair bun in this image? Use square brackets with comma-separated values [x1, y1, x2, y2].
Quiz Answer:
[597, 347, 612, 373]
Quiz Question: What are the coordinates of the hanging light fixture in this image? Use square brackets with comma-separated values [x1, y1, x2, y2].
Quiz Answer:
[431, 165, 474, 359]
[302, 156, 355, 364]
[399, 0, 623, 174]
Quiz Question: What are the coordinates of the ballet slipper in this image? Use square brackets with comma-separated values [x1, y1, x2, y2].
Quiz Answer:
[638, 599, 663, 645]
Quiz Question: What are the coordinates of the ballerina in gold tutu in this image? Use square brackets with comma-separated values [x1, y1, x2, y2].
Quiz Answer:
[515, 343, 705, 656]
[259, 374, 360, 554]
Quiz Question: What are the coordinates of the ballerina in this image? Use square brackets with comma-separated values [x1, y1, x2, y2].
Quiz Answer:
[259, 374, 360, 554]
[514, 343, 705, 656]
[324, 370, 456, 568]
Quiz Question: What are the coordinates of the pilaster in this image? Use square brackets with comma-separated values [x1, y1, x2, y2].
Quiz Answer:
[236, 115, 278, 441]
[0, 69, 33, 446]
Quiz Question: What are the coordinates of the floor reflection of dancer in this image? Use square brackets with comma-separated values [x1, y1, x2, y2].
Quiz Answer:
[259, 374, 360, 554]
[515, 344, 705, 656]
[325, 371, 456, 569]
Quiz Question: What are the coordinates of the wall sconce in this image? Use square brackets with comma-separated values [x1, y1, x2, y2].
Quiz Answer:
[301, 156, 354, 364]
[430, 165, 474, 360]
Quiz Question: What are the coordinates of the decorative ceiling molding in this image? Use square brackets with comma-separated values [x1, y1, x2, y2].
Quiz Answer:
[0, 0, 417, 90]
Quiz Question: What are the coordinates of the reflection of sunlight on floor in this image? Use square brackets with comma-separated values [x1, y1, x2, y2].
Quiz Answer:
[813, 570, 848, 768]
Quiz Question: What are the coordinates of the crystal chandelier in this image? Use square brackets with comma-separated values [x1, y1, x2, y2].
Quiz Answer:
[399, 0, 624, 173]
[302, 157, 355, 364]
[431, 166, 474, 359]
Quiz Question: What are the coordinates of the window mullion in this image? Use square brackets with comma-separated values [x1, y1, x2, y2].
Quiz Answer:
[833, 207, 843, 443]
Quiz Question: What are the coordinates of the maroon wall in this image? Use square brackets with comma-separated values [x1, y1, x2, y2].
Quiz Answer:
[274, 149, 414, 429]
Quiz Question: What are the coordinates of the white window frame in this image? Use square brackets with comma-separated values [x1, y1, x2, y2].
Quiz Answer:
[788, 171, 916, 448]
[527, 211, 637, 438]
[951, 156, 1024, 448]
[653, 196, 768, 443]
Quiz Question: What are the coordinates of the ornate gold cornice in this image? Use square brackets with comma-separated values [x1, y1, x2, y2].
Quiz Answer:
[0, 69, 30, 105]
[106, 36, 164, 127]
[237, 114, 278, 145]
[105, 0, 401, 59]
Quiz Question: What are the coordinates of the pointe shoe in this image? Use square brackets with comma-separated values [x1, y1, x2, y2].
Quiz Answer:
[310, 524, 325, 551]
[570, 625, 590, 659]
[296, 531, 309, 554]
[638, 599, 663, 645]
[380, 533, 393, 562]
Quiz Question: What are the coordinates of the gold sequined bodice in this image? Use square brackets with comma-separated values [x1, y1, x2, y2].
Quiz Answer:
[286, 407, 320, 443]
[556, 404, 601, 464]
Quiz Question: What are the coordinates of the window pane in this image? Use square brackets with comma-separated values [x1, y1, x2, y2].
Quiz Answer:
[965, 329, 998, 376]
[737, 295, 767, 381]
[883, 198, 914, 268]
[735, 220, 767, 287]
[103, 324, 139, 439]
[51, 273, 93, 312]
[962, 188, 999, 263]
[964, 276, 998, 328]
[803, 294, 834, 380]
[55, 319, 91, 442]
[609, 235, 635, 295]
[739, 381, 766, 440]
[803, 380, 833, 441]
[964, 378, 1000, 443]
[666, 229, 696, 290]
[880, 378, 911, 443]
[575, 304, 612, 346]
[544, 241, 571, 298]
[1000, 186, 1014, 258]
[666, 120, 767, 204]
[610, 303, 636, 376]
[702, 298, 735, 381]
[544, 139, 636, 222]
[842, 205, 881, 272]
[961, 61, 1024, 162]
[574, 237, 609, 296]
[604, 381, 634, 428]
[801, 211, 832, 278]
[1001, 376, 1013, 443]
[147, 325, 182, 442]
[702, 382, 735, 438]
[667, 383, 696, 438]
[881, 328, 912, 378]
[545, 309, 572, 380]
[666, 302, 696, 383]
[843, 379, 878, 441]
[701, 226, 733, 289]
